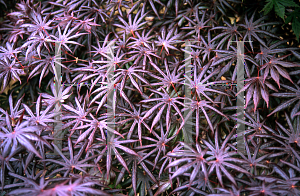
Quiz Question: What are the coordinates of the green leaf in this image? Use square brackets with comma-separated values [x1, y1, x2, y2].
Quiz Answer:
[285, 13, 293, 24]
[274, 1, 285, 19]
[278, 0, 299, 7]
[292, 19, 300, 41]
[262, 0, 299, 20]
[116, 184, 122, 189]
[286, 8, 300, 41]
[262, 0, 274, 15]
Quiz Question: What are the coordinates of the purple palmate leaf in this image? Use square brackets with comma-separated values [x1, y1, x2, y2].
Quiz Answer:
[91, 133, 140, 180]
[0, 111, 50, 159]
[203, 128, 251, 187]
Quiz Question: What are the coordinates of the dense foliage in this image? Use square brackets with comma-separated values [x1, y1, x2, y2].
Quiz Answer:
[0, 0, 300, 195]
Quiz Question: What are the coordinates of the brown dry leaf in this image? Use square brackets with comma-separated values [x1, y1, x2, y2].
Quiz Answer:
[159, 7, 165, 14]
